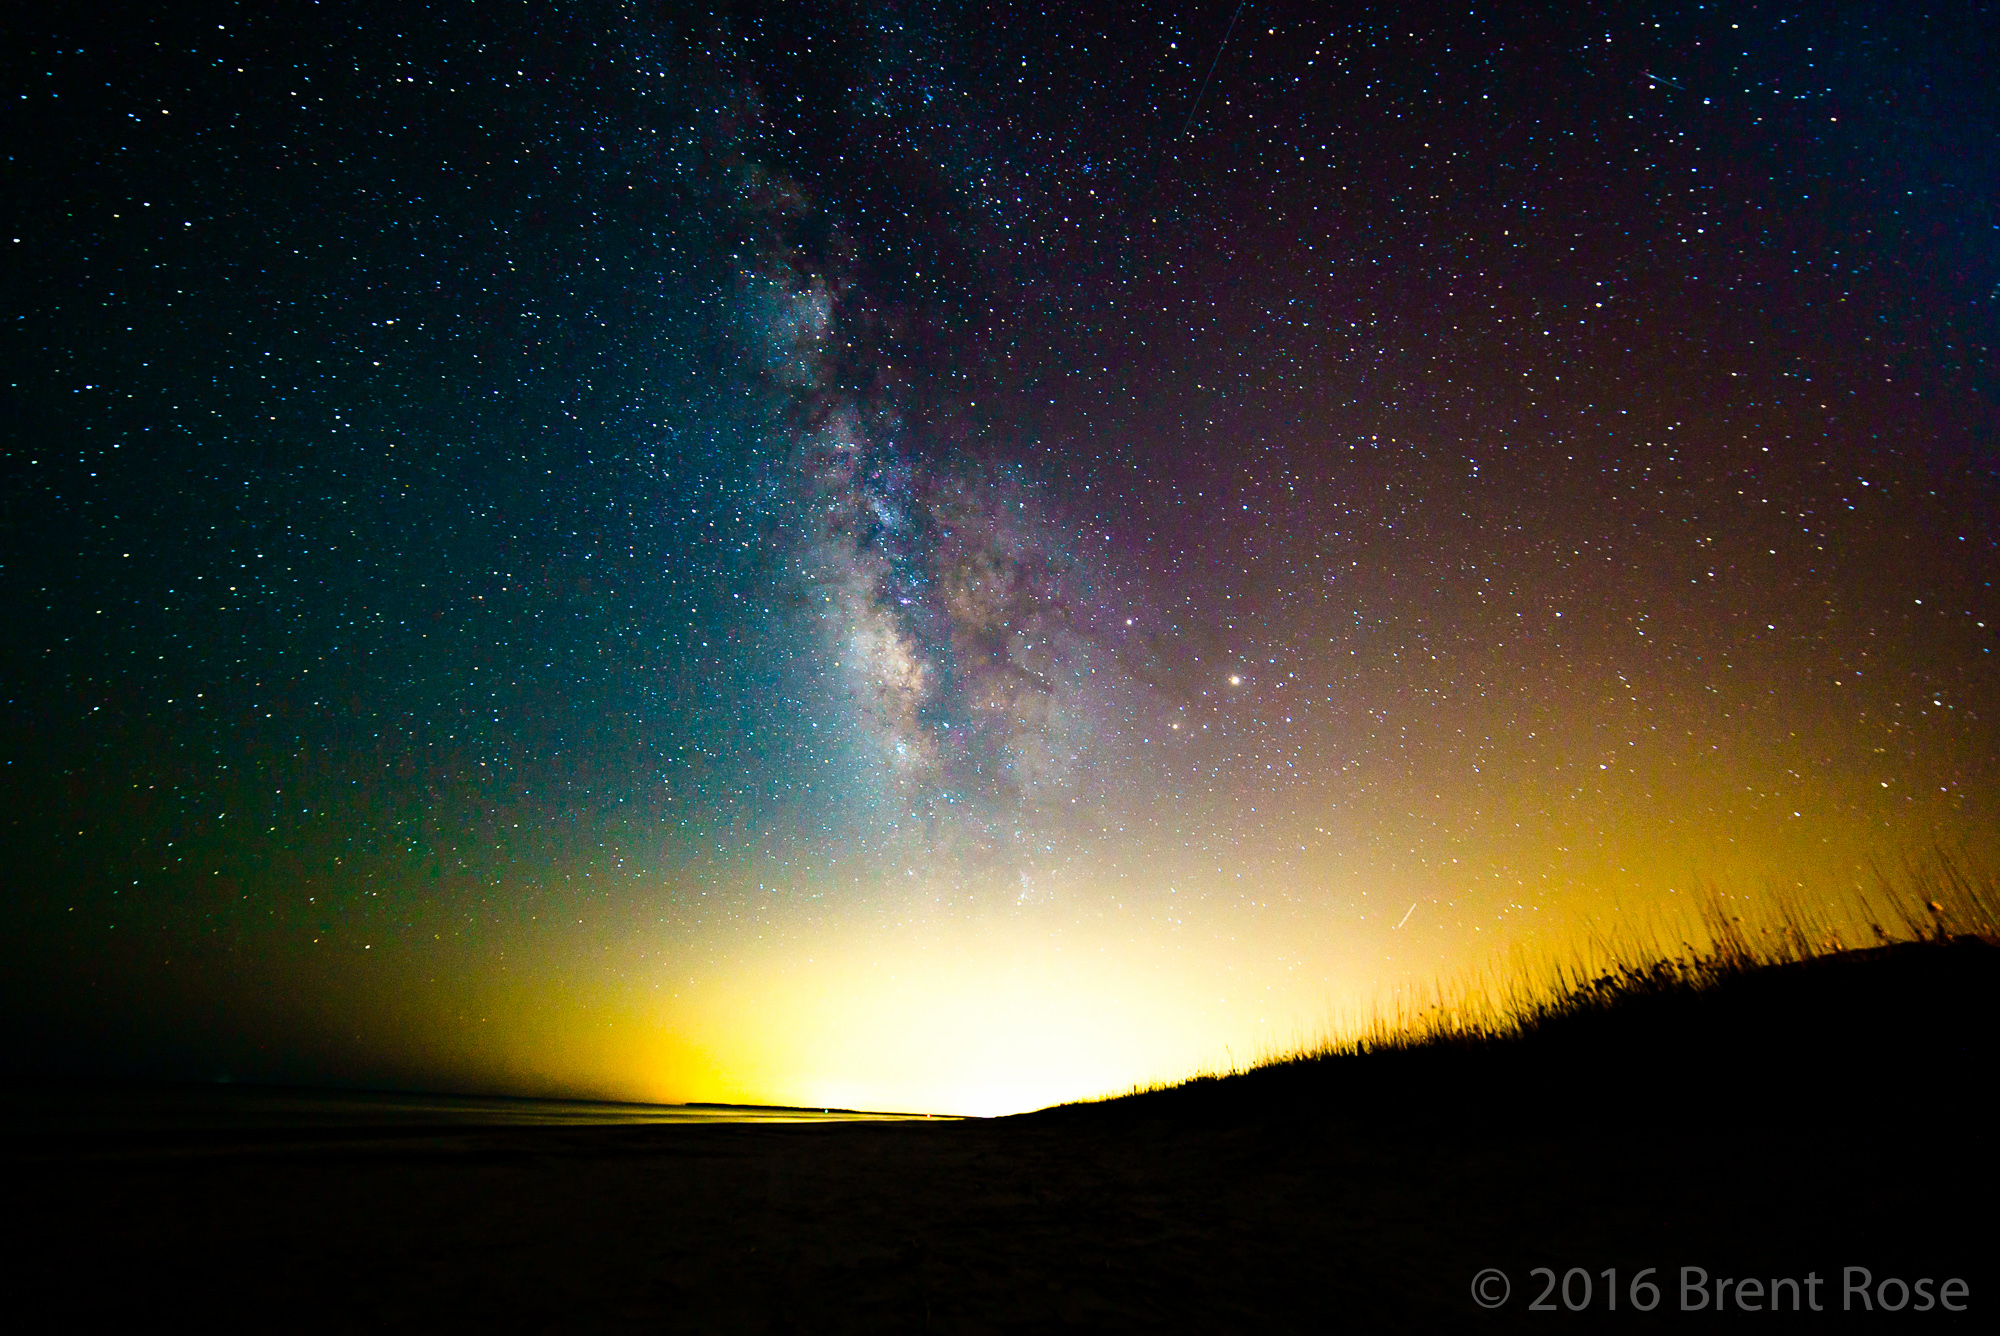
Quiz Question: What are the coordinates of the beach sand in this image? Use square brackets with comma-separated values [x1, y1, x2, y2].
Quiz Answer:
[15, 1098, 1988, 1331]
[15, 942, 1994, 1330]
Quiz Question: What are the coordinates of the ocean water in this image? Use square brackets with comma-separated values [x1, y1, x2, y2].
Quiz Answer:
[5, 1082, 942, 1136]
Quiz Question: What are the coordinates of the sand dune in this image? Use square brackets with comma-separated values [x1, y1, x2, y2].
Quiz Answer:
[16, 941, 1993, 1331]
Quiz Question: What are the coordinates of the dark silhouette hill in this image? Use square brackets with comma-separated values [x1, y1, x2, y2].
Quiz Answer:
[1043, 935, 1999, 1136]
[15, 935, 1994, 1330]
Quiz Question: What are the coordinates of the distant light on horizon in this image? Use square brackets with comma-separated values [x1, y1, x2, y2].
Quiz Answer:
[5, 1, 1993, 1107]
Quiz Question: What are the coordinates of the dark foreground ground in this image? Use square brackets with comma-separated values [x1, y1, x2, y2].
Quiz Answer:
[15, 941, 1995, 1332]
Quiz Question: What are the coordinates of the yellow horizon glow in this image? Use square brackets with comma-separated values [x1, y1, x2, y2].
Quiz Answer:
[291, 821, 1989, 1118]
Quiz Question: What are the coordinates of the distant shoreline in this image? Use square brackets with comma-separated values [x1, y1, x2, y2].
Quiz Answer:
[2, 1080, 957, 1135]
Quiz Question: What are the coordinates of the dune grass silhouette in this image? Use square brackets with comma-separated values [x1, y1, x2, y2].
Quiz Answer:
[1057, 852, 2000, 1127]
[18, 855, 1994, 1330]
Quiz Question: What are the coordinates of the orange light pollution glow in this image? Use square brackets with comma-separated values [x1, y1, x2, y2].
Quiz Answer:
[200, 628, 1993, 1118]
[6, 3, 1994, 1116]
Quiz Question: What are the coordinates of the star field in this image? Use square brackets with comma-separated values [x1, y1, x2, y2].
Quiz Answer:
[4, 0, 1994, 1112]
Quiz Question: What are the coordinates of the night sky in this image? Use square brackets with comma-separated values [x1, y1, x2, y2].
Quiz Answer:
[6, 1, 1995, 1115]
